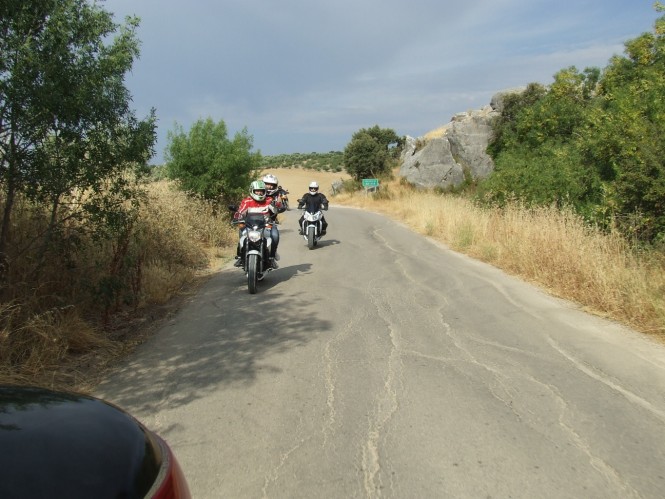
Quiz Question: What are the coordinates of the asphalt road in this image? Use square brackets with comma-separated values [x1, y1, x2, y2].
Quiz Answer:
[97, 206, 665, 498]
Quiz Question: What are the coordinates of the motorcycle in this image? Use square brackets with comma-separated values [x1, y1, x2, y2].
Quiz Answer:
[229, 207, 275, 294]
[297, 199, 328, 250]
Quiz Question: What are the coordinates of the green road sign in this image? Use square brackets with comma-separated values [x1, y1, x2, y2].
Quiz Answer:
[362, 178, 379, 188]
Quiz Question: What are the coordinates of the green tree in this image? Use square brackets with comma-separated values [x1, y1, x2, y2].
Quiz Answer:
[490, 68, 595, 154]
[478, 143, 600, 216]
[483, 6, 665, 243]
[165, 118, 261, 204]
[0, 0, 156, 269]
[360, 125, 403, 157]
[577, 7, 665, 241]
[483, 69, 601, 211]
[473, 4, 665, 243]
[487, 83, 548, 156]
[343, 125, 402, 180]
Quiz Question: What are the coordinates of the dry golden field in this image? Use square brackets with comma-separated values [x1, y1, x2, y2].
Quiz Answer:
[258, 168, 351, 197]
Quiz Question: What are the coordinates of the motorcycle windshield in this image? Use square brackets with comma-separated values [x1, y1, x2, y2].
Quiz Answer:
[302, 197, 324, 213]
[244, 214, 267, 228]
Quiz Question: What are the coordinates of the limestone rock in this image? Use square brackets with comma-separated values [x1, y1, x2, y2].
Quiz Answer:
[447, 106, 498, 180]
[489, 86, 527, 113]
[399, 88, 525, 189]
[399, 137, 465, 190]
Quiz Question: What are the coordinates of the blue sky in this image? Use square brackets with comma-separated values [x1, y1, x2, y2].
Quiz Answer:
[101, 0, 660, 164]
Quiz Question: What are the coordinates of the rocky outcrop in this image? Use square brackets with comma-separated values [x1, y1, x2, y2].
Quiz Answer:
[399, 88, 525, 189]
[399, 136, 466, 189]
[448, 107, 498, 180]
[490, 86, 527, 113]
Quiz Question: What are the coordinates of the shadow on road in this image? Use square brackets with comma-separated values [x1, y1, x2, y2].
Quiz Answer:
[310, 238, 340, 248]
[97, 262, 330, 414]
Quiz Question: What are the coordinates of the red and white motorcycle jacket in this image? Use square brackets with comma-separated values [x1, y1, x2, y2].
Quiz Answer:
[234, 196, 277, 221]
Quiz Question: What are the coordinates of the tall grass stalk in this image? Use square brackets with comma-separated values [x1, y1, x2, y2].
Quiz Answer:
[334, 180, 665, 339]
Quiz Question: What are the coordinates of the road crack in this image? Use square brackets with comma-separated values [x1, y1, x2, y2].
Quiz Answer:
[361, 286, 406, 498]
[261, 414, 307, 498]
[321, 315, 360, 448]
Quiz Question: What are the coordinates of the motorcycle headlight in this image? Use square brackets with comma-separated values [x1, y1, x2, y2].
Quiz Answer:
[248, 230, 262, 242]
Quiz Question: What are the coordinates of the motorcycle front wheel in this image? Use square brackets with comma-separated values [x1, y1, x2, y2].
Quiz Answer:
[307, 226, 315, 250]
[247, 254, 258, 294]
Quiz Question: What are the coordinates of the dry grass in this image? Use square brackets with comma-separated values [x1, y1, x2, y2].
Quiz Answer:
[0, 179, 236, 389]
[137, 181, 235, 282]
[333, 173, 665, 340]
[0, 301, 119, 389]
[423, 124, 451, 140]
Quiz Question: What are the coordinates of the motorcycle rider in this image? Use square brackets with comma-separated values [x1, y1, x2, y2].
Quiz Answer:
[233, 180, 280, 269]
[277, 185, 290, 209]
[262, 173, 286, 248]
[297, 181, 329, 235]
[262, 173, 286, 221]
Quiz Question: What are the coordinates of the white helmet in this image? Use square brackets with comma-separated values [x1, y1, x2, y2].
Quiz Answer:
[262, 174, 279, 196]
[309, 181, 319, 192]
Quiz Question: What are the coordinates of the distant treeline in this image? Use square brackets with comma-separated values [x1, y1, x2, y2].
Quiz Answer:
[260, 151, 344, 173]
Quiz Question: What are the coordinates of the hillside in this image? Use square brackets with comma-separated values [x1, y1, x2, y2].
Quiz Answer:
[260, 151, 344, 174]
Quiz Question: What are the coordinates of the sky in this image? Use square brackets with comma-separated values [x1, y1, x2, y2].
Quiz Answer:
[100, 0, 660, 164]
